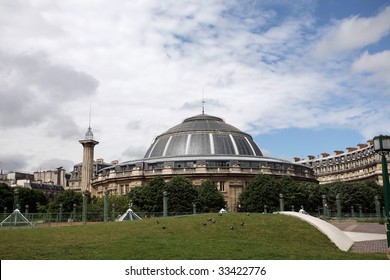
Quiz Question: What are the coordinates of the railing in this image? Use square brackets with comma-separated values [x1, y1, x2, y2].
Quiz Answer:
[0, 211, 204, 228]
[306, 211, 386, 223]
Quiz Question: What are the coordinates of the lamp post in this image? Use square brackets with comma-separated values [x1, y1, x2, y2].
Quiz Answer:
[373, 135, 390, 249]
[59, 203, 63, 223]
[25, 205, 29, 220]
[375, 195, 381, 220]
[104, 189, 109, 222]
[336, 194, 342, 219]
[82, 190, 89, 224]
[73, 204, 77, 222]
[13, 189, 19, 210]
[279, 194, 284, 212]
[163, 191, 168, 217]
[322, 195, 328, 219]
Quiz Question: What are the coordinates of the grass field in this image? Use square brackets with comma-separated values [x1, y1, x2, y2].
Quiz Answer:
[0, 213, 386, 260]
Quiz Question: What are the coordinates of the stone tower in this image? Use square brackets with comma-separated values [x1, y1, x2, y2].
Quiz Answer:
[79, 126, 99, 193]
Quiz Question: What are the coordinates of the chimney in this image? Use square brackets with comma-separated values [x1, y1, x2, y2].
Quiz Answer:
[307, 155, 315, 160]
[111, 160, 119, 165]
[334, 150, 344, 156]
[346, 147, 357, 153]
[321, 152, 330, 158]
[96, 158, 104, 164]
[293, 157, 301, 162]
[56, 167, 63, 186]
[357, 143, 368, 149]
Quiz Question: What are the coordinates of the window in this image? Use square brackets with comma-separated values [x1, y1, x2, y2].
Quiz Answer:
[206, 161, 230, 167]
[219, 182, 225, 192]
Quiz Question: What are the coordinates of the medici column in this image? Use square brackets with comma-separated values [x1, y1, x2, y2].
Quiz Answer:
[79, 126, 99, 193]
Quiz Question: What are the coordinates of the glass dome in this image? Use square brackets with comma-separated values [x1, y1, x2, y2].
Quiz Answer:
[144, 114, 263, 158]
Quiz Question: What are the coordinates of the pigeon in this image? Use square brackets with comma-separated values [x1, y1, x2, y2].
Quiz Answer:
[230, 226, 234, 230]
[157, 220, 160, 224]
[162, 226, 166, 229]
[212, 219, 216, 223]
[240, 222, 244, 226]
[207, 218, 212, 222]
[203, 223, 207, 226]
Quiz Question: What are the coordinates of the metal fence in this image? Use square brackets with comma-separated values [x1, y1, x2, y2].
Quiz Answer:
[0, 209, 386, 228]
[0, 211, 200, 228]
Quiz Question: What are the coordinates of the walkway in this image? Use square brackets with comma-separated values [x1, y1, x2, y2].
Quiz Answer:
[280, 211, 387, 253]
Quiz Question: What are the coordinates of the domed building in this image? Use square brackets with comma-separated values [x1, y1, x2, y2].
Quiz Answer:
[92, 113, 316, 211]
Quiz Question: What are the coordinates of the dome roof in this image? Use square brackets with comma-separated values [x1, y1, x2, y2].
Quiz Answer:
[144, 114, 263, 158]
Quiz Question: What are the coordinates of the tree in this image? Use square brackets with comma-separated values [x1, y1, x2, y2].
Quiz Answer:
[239, 174, 282, 212]
[16, 187, 49, 213]
[0, 183, 14, 212]
[127, 176, 166, 212]
[49, 190, 82, 213]
[197, 180, 225, 212]
[127, 186, 147, 211]
[144, 176, 166, 212]
[109, 194, 130, 215]
[165, 176, 198, 213]
[326, 181, 380, 213]
[0, 186, 49, 213]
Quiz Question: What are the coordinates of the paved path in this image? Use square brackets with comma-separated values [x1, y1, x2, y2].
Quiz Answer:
[330, 221, 387, 253]
[280, 212, 387, 253]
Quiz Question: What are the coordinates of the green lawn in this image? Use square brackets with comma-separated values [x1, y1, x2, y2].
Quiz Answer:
[0, 213, 386, 260]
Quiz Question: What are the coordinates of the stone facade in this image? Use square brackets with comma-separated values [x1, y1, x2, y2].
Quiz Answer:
[75, 113, 319, 211]
[33, 168, 68, 189]
[295, 140, 389, 185]
[68, 158, 112, 192]
[92, 160, 315, 211]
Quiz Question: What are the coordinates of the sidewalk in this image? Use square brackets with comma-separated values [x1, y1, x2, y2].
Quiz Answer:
[280, 211, 387, 253]
[330, 221, 387, 253]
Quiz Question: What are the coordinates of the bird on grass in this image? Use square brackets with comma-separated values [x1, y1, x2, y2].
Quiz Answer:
[161, 226, 166, 229]
[246, 213, 250, 216]
[212, 219, 216, 223]
[207, 218, 212, 222]
[240, 222, 245, 226]
[157, 220, 160, 224]
[230, 226, 234, 230]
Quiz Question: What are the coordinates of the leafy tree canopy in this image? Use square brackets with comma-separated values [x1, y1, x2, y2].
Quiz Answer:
[0, 185, 49, 213]
[49, 190, 82, 213]
[128, 176, 166, 212]
[197, 180, 225, 212]
[0, 183, 15, 211]
[239, 174, 383, 214]
[165, 176, 198, 213]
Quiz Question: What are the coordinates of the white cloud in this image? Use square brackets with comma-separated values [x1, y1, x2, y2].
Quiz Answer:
[352, 50, 390, 85]
[1, 0, 390, 171]
[0, 153, 30, 172]
[313, 6, 390, 57]
[0, 50, 99, 135]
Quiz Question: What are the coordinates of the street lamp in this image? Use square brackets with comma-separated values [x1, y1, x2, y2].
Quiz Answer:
[163, 191, 168, 217]
[279, 194, 284, 212]
[82, 190, 89, 224]
[104, 189, 109, 222]
[13, 189, 19, 210]
[373, 135, 390, 249]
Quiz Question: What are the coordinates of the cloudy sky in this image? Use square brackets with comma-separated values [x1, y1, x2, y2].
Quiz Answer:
[1, 0, 390, 173]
